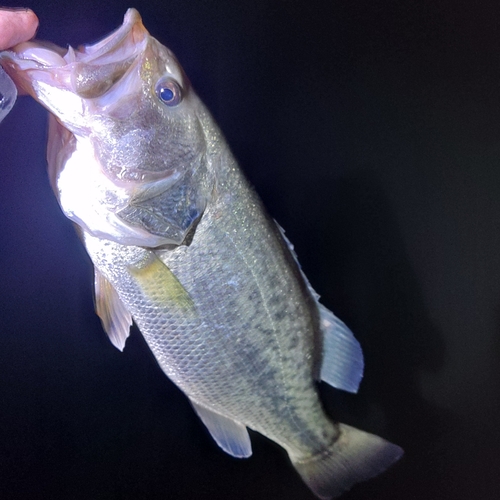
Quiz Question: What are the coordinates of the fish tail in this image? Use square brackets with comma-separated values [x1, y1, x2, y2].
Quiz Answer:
[290, 423, 403, 499]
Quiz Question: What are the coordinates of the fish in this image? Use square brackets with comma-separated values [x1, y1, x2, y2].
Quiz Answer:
[0, 9, 403, 499]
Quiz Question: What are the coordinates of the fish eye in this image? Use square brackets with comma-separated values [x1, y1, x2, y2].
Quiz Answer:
[155, 77, 182, 106]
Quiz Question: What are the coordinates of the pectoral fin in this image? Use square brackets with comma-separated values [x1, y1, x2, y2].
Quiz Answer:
[128, 252, 195, 312]
[319, 304, 364, 393]
[190, 401, 252, 458]
[94, 267, 133, 351]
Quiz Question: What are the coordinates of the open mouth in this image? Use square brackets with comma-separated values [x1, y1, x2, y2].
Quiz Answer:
[0, 8, 148, 99]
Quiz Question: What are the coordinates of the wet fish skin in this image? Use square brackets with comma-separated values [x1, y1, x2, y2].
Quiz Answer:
[0, 9, 402, 498]
[83, 149, 333, 454]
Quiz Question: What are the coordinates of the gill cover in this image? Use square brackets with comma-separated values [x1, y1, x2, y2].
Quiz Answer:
[0, 9, 212, 247]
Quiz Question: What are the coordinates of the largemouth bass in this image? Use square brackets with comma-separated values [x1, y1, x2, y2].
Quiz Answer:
[0, 9, 402, 499]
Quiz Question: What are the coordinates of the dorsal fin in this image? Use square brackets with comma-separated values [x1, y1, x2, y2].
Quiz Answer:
[318, 304, 364, 393]
[274, 220, 364, 393]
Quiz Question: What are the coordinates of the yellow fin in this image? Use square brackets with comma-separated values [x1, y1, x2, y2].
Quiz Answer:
[128, 253, 195, 311]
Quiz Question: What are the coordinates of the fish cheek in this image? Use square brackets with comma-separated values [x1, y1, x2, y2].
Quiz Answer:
[89, 127, 158, 182]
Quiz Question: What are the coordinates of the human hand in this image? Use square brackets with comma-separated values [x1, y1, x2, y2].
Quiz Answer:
[0, 9, 38, 121]
[0, 8, 38, 50]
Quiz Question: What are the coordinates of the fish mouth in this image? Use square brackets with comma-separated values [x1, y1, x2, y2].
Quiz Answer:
[0, 8, 148, 101]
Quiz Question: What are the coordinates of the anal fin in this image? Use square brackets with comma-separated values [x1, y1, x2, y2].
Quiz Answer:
[94, 268, 133, 351]
[190, 401, 252, 458]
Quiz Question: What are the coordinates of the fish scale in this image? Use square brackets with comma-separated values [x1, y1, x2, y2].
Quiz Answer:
[0, 8, 402, 498]
[83, 161, 331, 456]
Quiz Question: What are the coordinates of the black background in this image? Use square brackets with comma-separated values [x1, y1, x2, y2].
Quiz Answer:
[1, 1, 499, 499]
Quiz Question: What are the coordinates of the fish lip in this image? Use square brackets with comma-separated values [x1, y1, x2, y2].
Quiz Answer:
[75, 8, 146, 65]
[0, 8, 148, 95]
[7, 8, 145, 66]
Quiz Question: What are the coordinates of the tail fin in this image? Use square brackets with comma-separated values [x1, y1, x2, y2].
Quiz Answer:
[291, 423, 403, 499]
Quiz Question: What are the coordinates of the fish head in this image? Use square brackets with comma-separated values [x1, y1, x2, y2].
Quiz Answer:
[0, 9, 216, 247]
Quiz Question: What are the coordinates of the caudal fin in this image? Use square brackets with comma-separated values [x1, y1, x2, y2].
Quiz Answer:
[291, 423, 403, 499]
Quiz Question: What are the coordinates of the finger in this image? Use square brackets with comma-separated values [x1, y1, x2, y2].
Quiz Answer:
[0, 9, 39, 50]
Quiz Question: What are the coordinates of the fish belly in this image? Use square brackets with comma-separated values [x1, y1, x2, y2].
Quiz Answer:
[83, 171, 339, 458]
[82, 163, 403, 499]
